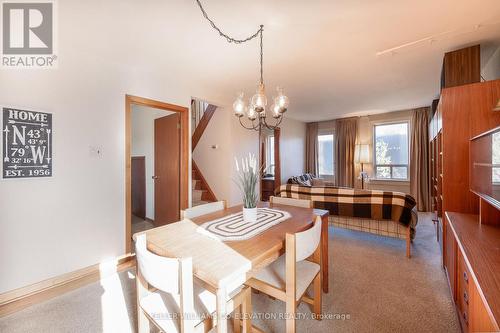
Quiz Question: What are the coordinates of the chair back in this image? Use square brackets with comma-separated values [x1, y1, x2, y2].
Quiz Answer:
[135, 234, 183, 294]
[269, 196, 313, 208]
[181, 200, 226, 219]
[294, 216, 322, 261]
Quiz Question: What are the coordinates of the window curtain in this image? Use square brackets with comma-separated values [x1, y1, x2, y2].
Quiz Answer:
[305, 122, 319, 175]
[335, 117, 357, 187]
[410, 107, 430, 211]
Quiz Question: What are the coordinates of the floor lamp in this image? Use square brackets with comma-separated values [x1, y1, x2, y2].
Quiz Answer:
[355, 144, 371, 189]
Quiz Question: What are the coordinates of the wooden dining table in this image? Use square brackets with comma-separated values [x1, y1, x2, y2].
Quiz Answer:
[143, 201, 330, 333]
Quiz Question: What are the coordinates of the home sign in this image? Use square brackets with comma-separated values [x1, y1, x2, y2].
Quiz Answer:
[2, 107, 52, 178]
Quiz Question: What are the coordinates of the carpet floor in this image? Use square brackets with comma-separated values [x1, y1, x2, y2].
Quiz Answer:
[0, 213, 460, 333]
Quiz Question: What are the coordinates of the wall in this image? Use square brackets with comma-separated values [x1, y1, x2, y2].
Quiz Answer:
[279, 117, 307, 184]
[356, 110, 413, 193]
[131, 105, 173, 220]
[193, 109, 305, 204]
[0, 1, 259, 293]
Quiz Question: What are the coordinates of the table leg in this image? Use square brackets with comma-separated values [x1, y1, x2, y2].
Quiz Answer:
[216, 288, 228, 333]
[321, 214, 329, 293]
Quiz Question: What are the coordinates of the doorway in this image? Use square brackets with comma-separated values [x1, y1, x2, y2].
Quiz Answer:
[125, 95, 189, 254]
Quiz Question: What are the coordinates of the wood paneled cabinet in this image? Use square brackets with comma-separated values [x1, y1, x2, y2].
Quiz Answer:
[444, 216, 457, 300]
[261, 178, 275, 202]
[445, 212, 500, 332]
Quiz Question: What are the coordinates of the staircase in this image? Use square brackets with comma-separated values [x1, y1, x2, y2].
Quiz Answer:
[191, 100, 218, 206]
[192, 160, 217, 206]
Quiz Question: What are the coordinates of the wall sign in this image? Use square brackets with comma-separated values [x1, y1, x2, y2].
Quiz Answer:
[2, 107, 52, 178]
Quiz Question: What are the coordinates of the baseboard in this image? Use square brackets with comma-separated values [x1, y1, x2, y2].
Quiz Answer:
[0, 253, 136, 317]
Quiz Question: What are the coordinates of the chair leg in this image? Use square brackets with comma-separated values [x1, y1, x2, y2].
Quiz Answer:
[233, 305, 241, 333]
[136, 270, 151, 333]
[406, 226, 411, 258]
[242, 288, 252, 333]
[137, 308, 151, 333]
[313, 273, 322, 319]
[285, 299, 296, 333]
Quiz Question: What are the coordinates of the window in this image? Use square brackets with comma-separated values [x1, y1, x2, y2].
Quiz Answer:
[374, 122, 409, 180]
[265, 135, 274, 175]
[318, 134, 334, 177]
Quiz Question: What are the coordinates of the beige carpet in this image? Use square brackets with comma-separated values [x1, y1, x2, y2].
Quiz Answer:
[0, 213, 460, 333]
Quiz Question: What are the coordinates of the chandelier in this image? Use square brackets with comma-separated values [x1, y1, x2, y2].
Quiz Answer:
[195, 0, 289, 131]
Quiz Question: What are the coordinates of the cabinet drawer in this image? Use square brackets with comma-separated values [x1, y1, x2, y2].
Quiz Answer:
[261, 179, 275, 191]
[457, 250, 470, 331]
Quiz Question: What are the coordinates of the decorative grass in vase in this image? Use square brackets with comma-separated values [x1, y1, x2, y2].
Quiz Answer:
[234, 153, 260, 222]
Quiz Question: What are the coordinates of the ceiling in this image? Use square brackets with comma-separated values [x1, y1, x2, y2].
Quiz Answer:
[143, 0, 500, 122]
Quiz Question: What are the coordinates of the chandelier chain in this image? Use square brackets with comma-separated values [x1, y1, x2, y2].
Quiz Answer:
[259, 26, 263, 84]
[195, 0, 263, 44]
[195, 0, 264, 84]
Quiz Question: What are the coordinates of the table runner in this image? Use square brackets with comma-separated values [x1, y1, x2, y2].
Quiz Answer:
[198, 208, 291, 241]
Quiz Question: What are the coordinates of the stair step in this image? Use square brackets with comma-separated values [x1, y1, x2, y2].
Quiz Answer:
[192, 189, 206, 202]
[192, 200, 209, 207]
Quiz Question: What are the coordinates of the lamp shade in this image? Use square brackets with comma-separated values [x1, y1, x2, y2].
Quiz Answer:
[355, 144, 371, 164]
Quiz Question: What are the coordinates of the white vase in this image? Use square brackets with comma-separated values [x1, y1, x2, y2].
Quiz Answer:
[243, 207, 258, 222]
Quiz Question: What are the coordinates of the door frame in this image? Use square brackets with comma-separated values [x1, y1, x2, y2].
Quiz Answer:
[125, 94, 189, 254]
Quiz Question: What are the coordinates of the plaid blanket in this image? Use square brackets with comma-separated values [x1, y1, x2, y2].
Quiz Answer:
[276, 184, 416, 226]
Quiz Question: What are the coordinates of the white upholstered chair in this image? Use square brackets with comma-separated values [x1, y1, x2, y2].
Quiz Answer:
[181, 200, 227, 219]
[135, 233, 252, 333]
[269, 196, 313, 208]
[246, 216, 323, 333]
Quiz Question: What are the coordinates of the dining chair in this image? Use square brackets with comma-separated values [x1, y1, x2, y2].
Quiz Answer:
[269, 196, 313, 208]
[181, 200, 227, 219]
[135, 233, 253, 333]
[246, 216, 323, 333]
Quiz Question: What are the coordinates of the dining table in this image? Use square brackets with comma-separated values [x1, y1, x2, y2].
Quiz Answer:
[142, 201, 330, 333]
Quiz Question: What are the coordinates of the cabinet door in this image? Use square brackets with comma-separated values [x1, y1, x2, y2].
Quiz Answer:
[469, 280, 499, 332]
[444, 216, 457, 300]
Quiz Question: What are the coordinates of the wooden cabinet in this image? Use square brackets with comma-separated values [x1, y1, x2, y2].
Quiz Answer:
[445, 212, 500, 332]
[444, 215, 457, 301]
[441, 45, 480, 89]
[457, 250, 470, 329]
[261, 178, 275, 202]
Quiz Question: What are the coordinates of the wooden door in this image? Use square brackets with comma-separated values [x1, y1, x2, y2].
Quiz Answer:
[154, 113, 180, 226]
[131, 156, 146, 219]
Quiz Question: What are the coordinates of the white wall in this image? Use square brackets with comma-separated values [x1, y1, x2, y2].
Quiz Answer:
[0, 1, 252, 293]
[194, 110, 306, 203]
[356, 110, 413, 194]
[279, 118, 307, 184]
[131, 105, 173, 220]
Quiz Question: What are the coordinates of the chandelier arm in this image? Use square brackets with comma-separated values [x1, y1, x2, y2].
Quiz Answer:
[239, 117, 260, 131]
[262, 115, 283, 130]
[195, 0, 263, 44]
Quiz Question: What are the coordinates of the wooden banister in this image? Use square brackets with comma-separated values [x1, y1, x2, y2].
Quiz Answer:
[192, 104, 217, 151]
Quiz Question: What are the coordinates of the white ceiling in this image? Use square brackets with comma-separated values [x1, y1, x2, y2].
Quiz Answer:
[139, 0, 500, 122]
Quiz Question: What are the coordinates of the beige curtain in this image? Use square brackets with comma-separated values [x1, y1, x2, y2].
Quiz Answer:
[410, 107, 430, 211]
[336, 117, 357, 187]
[305, 122, 319, 175]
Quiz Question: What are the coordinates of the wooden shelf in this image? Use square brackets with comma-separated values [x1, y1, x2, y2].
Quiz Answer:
[446, 212, 500, 330]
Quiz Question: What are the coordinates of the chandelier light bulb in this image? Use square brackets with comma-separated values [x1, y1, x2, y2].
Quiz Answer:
[247, 105, 257, 121]
[271, 103, 281, 119]
[233, 93, 245, 117]
[251, 83, 267, 112]
[276, 87, 289, 112]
